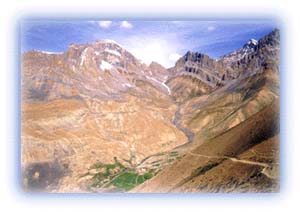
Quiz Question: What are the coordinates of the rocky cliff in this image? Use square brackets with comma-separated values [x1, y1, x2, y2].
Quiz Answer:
[167, 29, 280, 103]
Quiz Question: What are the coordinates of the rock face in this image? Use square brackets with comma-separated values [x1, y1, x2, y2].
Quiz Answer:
[169, 52, 225, 88]
[21, 28, 280, 193]
[219, 29, 280, 79]
[167, 29, 280, 103]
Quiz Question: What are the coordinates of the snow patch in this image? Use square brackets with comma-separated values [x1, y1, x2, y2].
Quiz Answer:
[100, 60, 113, 70]
[96, 39, 124, 48]
[163, 81, 171, 95]
[80, 48, 88, 66]
[146, 76, 161, 84]
[146, 76, 171, 95]
[104, 48, 121, 57]
[125, 83, 133, 88]
[102, 39, 119, 44]
[248, 38, 258, 45]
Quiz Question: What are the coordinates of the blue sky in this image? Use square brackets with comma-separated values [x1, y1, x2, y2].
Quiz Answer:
[21, 20, 277, 67]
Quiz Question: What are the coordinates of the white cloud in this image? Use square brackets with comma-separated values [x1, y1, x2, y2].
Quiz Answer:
[123, 37, 181, 68]
[168, 53, 182, 62]
[207, 26, 215, 31]
[120, 21, 133, 29]
[129, 42, 164, 65]
[98, 21, 112, 28]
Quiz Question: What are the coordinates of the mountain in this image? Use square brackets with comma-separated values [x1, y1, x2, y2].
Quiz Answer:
[21, 40, 186, 192]
[133, 29, 280, 192]
[220, 38, 259, 66]
[133, 99, 279, 192]
[22, 40, 172, 102]
[219, 28, 280, 77]
[166, 29, 279, 102]
[21, 29, 280, 192]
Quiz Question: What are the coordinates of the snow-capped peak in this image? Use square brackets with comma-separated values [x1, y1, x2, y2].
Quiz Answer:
[95, 39, 123, 48]
[220, 38, 258, 64]
[244, 38, 258, 48]
[249, 38, 258, 45]
[104, 48, 121, 57]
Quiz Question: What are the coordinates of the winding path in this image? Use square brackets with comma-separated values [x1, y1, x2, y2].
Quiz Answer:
[187, 152, 277, 179]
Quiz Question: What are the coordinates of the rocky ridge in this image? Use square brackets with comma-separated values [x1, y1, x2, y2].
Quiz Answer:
[167, 29, 279, 103]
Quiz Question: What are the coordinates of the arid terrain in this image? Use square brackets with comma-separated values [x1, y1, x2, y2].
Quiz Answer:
[21, 28, 280, 192]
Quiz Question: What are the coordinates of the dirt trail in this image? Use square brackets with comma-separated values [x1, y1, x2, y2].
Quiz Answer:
[187, 152, 276, 179]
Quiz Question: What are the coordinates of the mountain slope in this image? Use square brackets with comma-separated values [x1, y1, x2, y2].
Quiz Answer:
[132, 98, 279, 192]
[21, 40, 186, 192]
[166, 29, 279, 102]
[22, 40, 171, 102]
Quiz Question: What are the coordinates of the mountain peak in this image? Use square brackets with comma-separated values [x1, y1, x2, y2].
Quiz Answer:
[243, 38, 258, 48]
[68, 39, 124, 51]
[149, 61, 166, 69]
[95, 39, 121, 45]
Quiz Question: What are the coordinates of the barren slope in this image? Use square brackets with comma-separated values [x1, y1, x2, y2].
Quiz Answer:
[133, 99, 279, 192]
